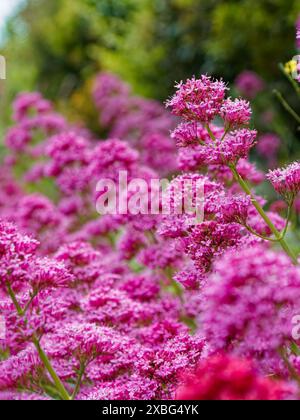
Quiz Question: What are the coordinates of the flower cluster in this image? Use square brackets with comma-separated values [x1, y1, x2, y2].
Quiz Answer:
[93, 73, 177, 175]
[267, 162, 300, 202]
[235, 71, 265, 99]
[167, 77, 257, 166]
[201, 245, 300, 374]
[166, 76, 227, 123]
[0, 69, 300, 401]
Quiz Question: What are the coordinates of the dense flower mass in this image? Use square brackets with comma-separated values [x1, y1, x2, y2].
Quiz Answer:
[0, 68, 300, 401]
[201, 246, 300, 373]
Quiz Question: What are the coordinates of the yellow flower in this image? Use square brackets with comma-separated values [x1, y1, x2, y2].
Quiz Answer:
[285, 60, 297, 75]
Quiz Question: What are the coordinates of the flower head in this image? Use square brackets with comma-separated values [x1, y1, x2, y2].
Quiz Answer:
[267, 162, 300, 201]
[166, 76, 227, 123]
[220, 98, 252, 127]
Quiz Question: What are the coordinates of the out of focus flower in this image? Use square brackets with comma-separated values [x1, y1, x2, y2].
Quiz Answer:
[296, 16, 300, 49]
[176, 354, 296, 400]
[257, 133, 281, 161]
[13, 92, 52, 122]
[235, 71, 265, 99]
[201, 246, 300, 373]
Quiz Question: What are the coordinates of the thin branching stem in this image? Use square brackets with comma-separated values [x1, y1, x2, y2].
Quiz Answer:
[229, 165, 298, 265]
[6, 284, 71, 401]
[274, 90, 300, 125]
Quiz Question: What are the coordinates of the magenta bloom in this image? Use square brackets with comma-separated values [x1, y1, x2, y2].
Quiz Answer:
[235, 71, 265, 99]
[217, 195, 251, 225]
[13, 92, 52, 122]
[296, 16, 300, 49]
[201, 245, 300, 374]
[176, 128, 257, 167]
[2, 70, 300, 401]
[257, 133, 281, 159]
[0, 220, 72, 294]
[171, 121, 213, 147]
[0, 346, 42, 391]
[0, 221, 39, 288]
[166, 75, 227, 123]
[220, 98, 252, 127]
[267, 162, 300, 201]
[5, 127, 32, 153]
[176, 354, 296, 401]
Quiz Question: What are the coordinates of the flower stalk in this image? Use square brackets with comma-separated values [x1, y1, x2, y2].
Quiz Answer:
[6, 283, 71, 401]
[229, 165, 298, 265]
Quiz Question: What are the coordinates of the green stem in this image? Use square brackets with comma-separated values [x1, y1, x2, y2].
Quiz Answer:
[279, 63, 300, 99]
[230, 165, 298, 265]
[280, 202, 294, 240]
[71, 362, 86, 400]
[273, 90, 300, 125]
[164, 267, 183, 301]
[6, 282, 23, 316]
[6, 283, 71, 401]
[244, 224, 279, 242]
[205, 124, 216, 141]
[22, 291, 39, 316]
[33, 337, 70, 401]
[279, 348, 300, 385]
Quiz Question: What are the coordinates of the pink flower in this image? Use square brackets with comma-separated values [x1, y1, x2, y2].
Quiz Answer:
[45, 131, 91, 175]
[209, 159, 264, 185]
[5, 127, 32, 152]
[138, 242, 182, 270]
[0, 221, 39, 288]
[13, 92, 52, 122]
[220, 98, 252, 127]
[29, 257, 73, 290]
[0, 220, 72, 295]
[267, 162, 300, 201]
[45, 323, 125, 363]
[201, 245, 300, 373]
[166, 75, 227, 123]
[93, 73, 130, 111]
[176, 354, 296, 400]
[182, 221, 243, 274]
[257, 133, 281, 159]
[174, 263, 204, 290]
[0, 345, 42, 390]
[89, 139, 139, 178]
[177, 129, 257, 167]
[171, 122, 213, 147]
[217, 195, 251, 225]
[296, 16, 300, 49]
[235, 71, 265, 99]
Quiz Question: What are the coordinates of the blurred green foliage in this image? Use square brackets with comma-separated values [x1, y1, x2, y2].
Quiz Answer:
[0, 0, 299, 133]
[1, 0, 299, 97]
